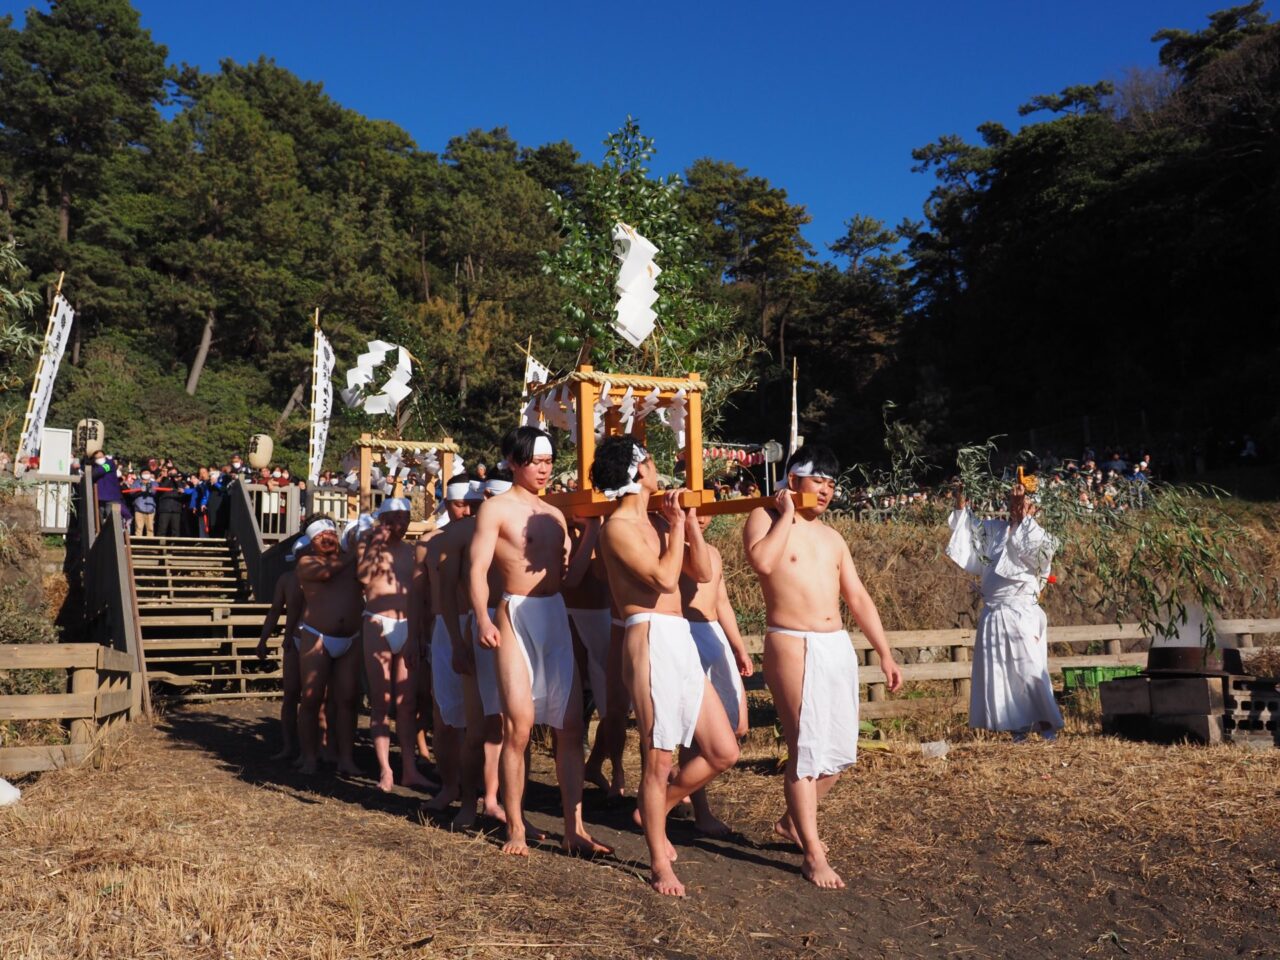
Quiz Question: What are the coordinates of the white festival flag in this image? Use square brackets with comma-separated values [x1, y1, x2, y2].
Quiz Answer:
[612, 222, 661, 347]
[308, 327, 337, 485]
[519, 347, 552, 425]
[788, 358, 800, 457]
[15, 293, 75, 471]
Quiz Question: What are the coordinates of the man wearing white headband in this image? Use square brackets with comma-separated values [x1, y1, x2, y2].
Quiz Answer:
[295, 514, 365, 777]
[469, 426, 609, 857]
[743, 445, 902, 890]
[594, 436, 739, 898]
[356, 498, 433, 793]
[421, 475, 488, 813]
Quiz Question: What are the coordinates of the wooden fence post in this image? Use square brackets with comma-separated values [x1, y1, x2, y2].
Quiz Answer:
[952, 644, 971, 699]
[1104, 637, 1122, 656]
[1238, 633, 1254, 649]
[69, 665, 94, 745]
[866, 648, 885, 702]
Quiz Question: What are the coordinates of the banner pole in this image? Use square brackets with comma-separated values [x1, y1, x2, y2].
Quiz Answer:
[14, 272, 69, 472]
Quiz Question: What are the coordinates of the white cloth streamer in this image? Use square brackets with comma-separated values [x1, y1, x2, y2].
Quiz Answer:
[612, 222, 661, 346]
[340, 340, 414, 415]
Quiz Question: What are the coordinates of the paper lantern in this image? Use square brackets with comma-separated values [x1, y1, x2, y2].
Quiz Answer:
[75, 419, 103, 457]
[248, 434, 274, 469]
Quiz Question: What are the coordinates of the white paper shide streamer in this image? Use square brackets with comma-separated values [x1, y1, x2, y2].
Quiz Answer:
[340, 340, 413, 416]
[308, 327, 336, 485]
[612, 222, 660, 347]
[15, 294, 75, 470]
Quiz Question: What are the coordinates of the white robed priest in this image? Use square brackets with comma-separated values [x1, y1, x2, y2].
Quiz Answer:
[947, 479, 1063, 741]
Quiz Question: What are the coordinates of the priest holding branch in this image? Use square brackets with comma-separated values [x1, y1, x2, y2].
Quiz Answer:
[947, 480, 1063, 742]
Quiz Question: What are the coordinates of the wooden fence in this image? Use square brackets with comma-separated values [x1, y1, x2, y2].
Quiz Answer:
[0, 643, 141, 775]
[741, 618, 1278, 720]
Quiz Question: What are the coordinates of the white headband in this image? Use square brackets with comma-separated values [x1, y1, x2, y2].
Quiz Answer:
[787, 459, 836, 481]
[485, 478, 512, 495]
[532, 435, 553, 457]
[340, 513, 373, 550]
[304, 519, 337, 540]
[600, 444, 649, 500]
[286, 534, 311, 562]
[445, 481, 471, 501]
[375, 497, 411, 516]
[464, 480, 485, 502]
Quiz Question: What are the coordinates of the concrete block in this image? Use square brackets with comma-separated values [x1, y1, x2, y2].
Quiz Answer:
[1100, 676, 1150, 716]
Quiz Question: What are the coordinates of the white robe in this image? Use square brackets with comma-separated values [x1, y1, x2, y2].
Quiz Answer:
[947, 508, 1064, 733]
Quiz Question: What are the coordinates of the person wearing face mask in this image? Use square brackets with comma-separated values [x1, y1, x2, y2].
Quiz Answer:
[229, 455, 249, 479]
[90, 453, 132, 531]
[154, 468, 186, 540]
[122, 469, 160, 537]
[204, 465, 233, 537]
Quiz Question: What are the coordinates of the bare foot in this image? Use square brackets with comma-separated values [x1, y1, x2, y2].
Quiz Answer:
[481, 799, 507, 823]
[523, 819, 548, 842]
[774, 815, 829, 853]
[585, 766, 611, 794]
[694, 812, 732, 837]
[632, 808, 676, 861]
[802, 856, 846, 890]
[562, 830, 614, 857]
[401, 770, 435, 792]
[649, 862, 686, 897]
[502, 828, 529, 856]
[376, 768, 395, 792]
[425, 786, 458, 812]
[416, 734, 431, 760]
[452, 802, 478, 830]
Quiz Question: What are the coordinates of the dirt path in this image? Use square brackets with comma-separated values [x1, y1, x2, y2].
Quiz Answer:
[2, 701, 1278, 959]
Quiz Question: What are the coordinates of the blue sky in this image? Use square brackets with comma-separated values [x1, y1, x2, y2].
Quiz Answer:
[8, 1, 1236, 254]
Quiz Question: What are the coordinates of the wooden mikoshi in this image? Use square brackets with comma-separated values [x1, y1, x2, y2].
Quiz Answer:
[347, 434, 458, 520]
[531, 365, 815, 518]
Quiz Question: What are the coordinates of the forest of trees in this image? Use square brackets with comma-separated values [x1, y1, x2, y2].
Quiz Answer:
[0, 1, 1277, 474]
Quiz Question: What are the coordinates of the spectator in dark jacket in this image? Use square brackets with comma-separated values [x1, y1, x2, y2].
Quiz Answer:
[154, 468, 186, 540]
[183, 474, 207, 538]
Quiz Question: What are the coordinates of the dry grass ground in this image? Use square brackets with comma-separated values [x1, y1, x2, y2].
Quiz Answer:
[1, 699, 1277, 960]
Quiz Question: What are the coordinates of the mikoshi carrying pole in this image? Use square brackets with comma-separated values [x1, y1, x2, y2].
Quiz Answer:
[14, 272, 72, 475]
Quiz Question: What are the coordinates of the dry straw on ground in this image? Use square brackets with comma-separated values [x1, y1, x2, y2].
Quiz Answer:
[1, 702, 1277, 960]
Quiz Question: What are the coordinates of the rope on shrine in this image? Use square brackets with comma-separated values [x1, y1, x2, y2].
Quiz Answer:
[528, 370, 706, 397]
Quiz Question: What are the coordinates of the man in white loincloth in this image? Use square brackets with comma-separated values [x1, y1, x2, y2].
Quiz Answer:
[469, 427, 610, 857]
[595, 436, 739, 897]
[947, 481, 1062, 741]
[743, 445, 903, 890]
[422, 479, 482, 811]
[564, 518, 626, 800]
[294, 515, 365, 777]
[679, 512, 752, 835]
[438, 475, 509, 828]
[256, 535, 309, 761]
[356, 498, 434, 792]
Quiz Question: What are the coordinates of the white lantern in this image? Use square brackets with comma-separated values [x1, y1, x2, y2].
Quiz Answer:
[76, 419, 104, 458]
[248, 434, 274, 469]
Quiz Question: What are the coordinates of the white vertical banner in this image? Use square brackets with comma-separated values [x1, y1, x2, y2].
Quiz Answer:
[15, 293, 75, 472]
[308, 326, 336, 485]
[519, 346, 551, 425]
[788, 358, 800, 457]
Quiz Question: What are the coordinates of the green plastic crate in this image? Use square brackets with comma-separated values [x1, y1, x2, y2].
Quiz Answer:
[1061, 665, 1144, 691]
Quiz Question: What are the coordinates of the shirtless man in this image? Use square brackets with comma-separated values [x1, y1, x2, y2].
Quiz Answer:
[469, 427, 610, 857]
[295, 514, 365, 776]
[565, 521, 627, 800]
[743, 445, 903, 889]
[444, 473, 513, 829]
[679, 513, 753, 834]
[357, 498, 433, 792]
[423, 479, 481, 811]
[256, 535, 309, 760]
[594, 436, 740, 897]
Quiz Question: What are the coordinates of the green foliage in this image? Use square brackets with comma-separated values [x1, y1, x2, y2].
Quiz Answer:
[542, 118, 757, 429]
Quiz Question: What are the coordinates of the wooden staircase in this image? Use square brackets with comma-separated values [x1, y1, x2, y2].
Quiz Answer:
[129, 536, 283, 700]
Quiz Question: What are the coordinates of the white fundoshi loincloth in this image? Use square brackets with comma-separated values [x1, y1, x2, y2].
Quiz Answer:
[431, 615, 466, 728]
[502, 593, 576, 729]
[567, 606, 614, 716]
[627, 612, 705, 751]
[689, 620, 745, 731]
[768, 627, 860, 779]
[469, 608, 501, 717]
